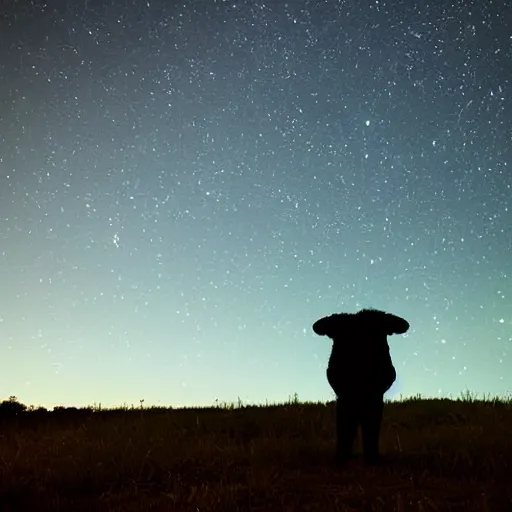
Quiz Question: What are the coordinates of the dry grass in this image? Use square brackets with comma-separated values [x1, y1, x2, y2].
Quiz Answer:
[0, 394, 511, 511]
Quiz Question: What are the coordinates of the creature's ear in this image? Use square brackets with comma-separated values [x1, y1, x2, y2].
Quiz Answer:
[312, 317, 329, 336]
[386, 314, 409, 335]
[312, 313, 351, 337]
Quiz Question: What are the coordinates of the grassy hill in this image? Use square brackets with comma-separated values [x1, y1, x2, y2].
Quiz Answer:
[0, 394, 511, 511]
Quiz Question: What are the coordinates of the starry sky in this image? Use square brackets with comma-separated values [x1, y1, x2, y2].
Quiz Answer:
[1, 0, 511, 409]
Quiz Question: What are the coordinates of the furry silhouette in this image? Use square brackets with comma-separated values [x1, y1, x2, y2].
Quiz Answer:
[312, 308, 409, 464]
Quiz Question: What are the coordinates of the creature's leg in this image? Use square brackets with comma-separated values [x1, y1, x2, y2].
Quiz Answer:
[335, 396, 359, 462]
[360, 393, 384, 464]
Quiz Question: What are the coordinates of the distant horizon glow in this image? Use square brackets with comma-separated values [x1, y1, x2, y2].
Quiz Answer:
[1, 0, 511, 410]
[7, 389, 512, 412]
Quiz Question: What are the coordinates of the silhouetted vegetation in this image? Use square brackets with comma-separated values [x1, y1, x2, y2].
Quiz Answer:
[0, 397, 90, 421]
[0, 396, 27, 417]
[0, 393, 511, 511]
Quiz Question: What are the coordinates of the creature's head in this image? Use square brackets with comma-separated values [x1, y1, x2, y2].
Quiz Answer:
[312, 307, 409, 340]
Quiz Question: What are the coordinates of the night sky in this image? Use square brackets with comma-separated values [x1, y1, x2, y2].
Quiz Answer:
[1, 0, 511, 409]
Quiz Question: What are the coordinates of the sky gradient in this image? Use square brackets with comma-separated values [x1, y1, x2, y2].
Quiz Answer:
[1, 0, 511, 409]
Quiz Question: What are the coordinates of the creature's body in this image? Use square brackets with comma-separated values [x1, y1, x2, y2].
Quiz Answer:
[312, 308, 409, 464]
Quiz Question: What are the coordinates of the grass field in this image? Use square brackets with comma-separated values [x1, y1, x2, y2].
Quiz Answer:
[0, 393, 511, 511]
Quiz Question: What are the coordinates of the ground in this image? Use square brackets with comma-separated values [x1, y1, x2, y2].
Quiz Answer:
[0, 395, 511, 511]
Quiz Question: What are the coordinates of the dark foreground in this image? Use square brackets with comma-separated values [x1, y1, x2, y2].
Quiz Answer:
[0, 396, 511, 511]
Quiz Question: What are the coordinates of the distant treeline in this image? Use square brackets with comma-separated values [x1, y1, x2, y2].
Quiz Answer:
[0, 396, 94, 419]
[0, 396, 202, 424]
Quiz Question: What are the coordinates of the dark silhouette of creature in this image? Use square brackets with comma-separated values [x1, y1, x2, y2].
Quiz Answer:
[312, 308, 409, 465]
